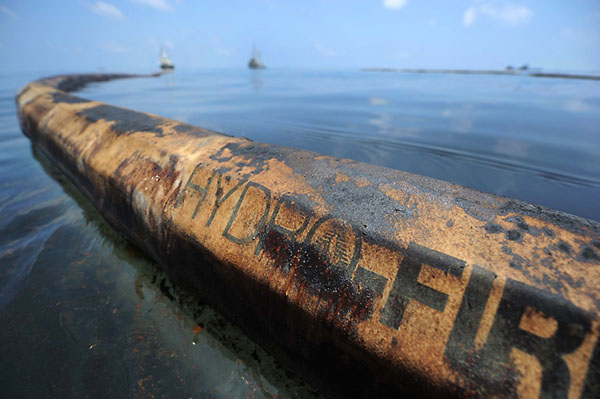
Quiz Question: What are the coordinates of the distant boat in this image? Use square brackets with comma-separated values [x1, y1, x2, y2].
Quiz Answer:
[159, 48, 174, 70]
[248, 46, 265, 69]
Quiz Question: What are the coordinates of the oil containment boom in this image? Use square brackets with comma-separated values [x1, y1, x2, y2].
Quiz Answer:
[16, 73, 600, 398]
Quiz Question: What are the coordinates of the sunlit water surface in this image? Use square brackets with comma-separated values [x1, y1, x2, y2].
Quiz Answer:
[1, 69, 599, 397]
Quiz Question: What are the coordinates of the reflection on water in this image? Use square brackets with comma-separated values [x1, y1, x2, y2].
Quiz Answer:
[250, 71, 264, 92]
[0, 211, 64, 305]
[82, 69, 599, 220]
[1, 69, 599, 397]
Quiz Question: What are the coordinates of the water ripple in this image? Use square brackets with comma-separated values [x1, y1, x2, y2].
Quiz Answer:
[0, 216, 65, 306]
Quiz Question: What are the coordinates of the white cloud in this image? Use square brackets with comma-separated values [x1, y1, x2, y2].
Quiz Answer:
[99, 41, 130, 53]
[90, 2, 124, 20]
[463, 3, 532, 27]
[383, 0, 407, 10]
[482, 4, 532, 25]
[132, 0, 172, 11]
[0, 5, 21, 21]
[463, 8, 477, 27]
[315, 43, 337, 57]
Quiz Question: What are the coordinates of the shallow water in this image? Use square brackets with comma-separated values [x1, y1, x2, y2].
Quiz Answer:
[1, 69, 599, 397]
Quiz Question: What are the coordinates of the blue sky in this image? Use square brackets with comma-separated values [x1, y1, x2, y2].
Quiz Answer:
[0, 0, 599, 73]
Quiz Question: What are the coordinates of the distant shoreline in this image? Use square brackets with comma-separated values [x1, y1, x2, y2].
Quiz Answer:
[361, 68, 600, 81]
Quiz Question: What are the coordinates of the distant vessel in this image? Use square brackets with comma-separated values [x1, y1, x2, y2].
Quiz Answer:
[159, 48, 174, 70]
[248, 46, 265, 69]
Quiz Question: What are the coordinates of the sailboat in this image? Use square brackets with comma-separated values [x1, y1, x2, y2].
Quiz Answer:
[159, 48, 174, 70]
[248, 46, 265, 69]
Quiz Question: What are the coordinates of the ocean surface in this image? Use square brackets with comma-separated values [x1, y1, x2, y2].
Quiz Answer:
[1, 68, 599, 398]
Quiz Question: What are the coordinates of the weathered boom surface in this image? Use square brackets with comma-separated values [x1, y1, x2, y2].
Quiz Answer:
[16, 74, 600, 398]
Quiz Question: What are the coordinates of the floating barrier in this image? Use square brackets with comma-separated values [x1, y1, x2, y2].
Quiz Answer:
[16, 73, 600, 398]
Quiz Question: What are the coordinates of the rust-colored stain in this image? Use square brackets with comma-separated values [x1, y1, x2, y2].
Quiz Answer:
[16, 73, 600, 398]
[193, 324, 203, 334]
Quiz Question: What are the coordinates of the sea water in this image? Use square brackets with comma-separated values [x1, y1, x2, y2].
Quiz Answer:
[1, 68, 599, 397]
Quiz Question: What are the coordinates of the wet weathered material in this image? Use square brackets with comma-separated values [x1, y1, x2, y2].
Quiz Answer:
[16, 73, 600, 398]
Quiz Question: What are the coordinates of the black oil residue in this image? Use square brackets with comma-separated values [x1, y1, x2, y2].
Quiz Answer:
[262, 229, 375, 331]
